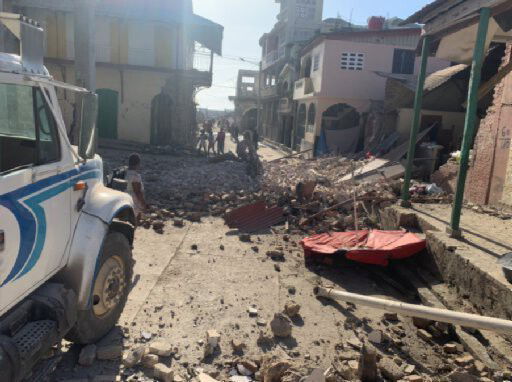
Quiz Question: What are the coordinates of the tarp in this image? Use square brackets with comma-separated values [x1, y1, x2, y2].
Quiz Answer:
[300, 230, 426, 266]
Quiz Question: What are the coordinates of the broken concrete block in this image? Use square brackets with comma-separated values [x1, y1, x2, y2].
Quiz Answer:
[417, 329, 433, 342]
[122, 346, 146, 368]
[404, 364, 416, 374]
[173, 219, 184, 227]
[284, 302, 301, 318]
[78, 344, 96, 366]
[270, 313, 292, 338]
[454, 355, 474, 367]
[230, 377, 251, 382]
[207, 329, 221, 347]
[412, 317, 433, 329]
[266, 251, 285, 261]
[407, 376, 423, 382]
[248, 307, 258, 317]
[237, 364, 253, 376]
[241, 360, 259, 374]
[383, 312, 399, 321]
[339, 360, 359, 380]
[141, 353, 159, 368]
[199, 373, 220, 382]
[368, 330, 383, 344]
[96, 344, 123, 360]
[379, 357, 405, 381]
[443, 343, 459, 354]
[346, 336, 362, 350]
[231, 339, 246, 352]
[154, 363, 174, 382]
[358, 343, 378, 381]
[149, 342, 173, 357]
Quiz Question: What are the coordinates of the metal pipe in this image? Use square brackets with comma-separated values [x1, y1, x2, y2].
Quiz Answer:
[402, 35, 431, 205]
[450, 8, 491, 237]
[314, 286, 512, 335]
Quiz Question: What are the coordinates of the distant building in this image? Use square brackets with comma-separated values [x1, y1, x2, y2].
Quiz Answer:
[229, 70, 260, 131]
[258, 0, 324, 148]
[5, 0, 223, 146]
[292, 24, 449, 154]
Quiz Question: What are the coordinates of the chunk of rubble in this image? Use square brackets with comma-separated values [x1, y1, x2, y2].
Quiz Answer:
[154, 363, 174, 382]
[270, 313, 292, 338]
[149, 342, 173, 357]
[283, 302, 301, 318]
[122, 346, 146, 368]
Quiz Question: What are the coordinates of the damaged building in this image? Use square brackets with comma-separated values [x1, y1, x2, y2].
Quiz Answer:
[4, 0, 223, 146]
[293, 23, 449, 156]
[258, 0, 324, 148]
[229, 70, 260, 131]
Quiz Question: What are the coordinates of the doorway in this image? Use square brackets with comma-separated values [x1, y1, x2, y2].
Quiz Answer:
[97, 89, 119, 139]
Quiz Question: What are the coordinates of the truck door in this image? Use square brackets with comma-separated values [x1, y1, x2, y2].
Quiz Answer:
[0, 83, 72, 315]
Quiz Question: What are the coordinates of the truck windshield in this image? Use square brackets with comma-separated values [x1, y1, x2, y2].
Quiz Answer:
[0, 83, 60, 174]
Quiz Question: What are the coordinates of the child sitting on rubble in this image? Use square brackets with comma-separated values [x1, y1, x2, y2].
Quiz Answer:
[126, 153, 148, 221]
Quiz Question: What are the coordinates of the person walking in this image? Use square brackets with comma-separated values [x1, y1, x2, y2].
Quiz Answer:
[252, 128, 259, 151]
[216, 127, 226, 155]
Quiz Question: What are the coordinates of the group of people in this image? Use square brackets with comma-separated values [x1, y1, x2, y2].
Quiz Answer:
[197, 119, 226, 156]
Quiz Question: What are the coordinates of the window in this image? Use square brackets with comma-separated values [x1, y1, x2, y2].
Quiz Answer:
[0, 84, 60, 174]
[307, 104, 316, 125]
[392, 49, 415, 74]
[341, 52, 364, 71]
[313, 54, 320, 71]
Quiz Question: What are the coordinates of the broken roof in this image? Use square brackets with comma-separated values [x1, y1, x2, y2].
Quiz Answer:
[376, 64, 468, 93]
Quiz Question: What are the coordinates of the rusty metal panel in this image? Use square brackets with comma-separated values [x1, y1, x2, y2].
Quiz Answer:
[224, 202, 285, 232]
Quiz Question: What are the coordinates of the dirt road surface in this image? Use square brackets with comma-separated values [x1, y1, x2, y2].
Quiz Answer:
[50, 140, 511, 382]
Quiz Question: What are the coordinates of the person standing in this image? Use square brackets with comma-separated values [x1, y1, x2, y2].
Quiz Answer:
[198, 129, 208, 155]
[207, 128, 216, 156]
[126, 153, 148, 222]
[216, 127, 226, 155]
[232, 125, 240, 143]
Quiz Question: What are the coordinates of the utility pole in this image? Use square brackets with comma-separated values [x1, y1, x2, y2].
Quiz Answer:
[74, 0, 96, 91]
[0, 0, 4, 53]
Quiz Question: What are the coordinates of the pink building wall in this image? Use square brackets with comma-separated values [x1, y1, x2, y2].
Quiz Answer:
[318, 39, 448, 102]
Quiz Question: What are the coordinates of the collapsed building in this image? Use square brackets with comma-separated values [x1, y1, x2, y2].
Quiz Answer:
[2, 0, 223, 146]
[229, 70, 260, 131]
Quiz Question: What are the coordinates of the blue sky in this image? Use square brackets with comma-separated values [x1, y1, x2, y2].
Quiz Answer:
[193, 0, 431, 110]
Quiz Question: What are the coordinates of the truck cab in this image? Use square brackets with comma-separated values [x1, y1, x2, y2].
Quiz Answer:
[0, 13, 135, 381]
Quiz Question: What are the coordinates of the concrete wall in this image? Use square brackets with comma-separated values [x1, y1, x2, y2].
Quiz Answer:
[48, 63, 170, 143]
[315, 39, 448, 101]
[396, 108, 466, 143]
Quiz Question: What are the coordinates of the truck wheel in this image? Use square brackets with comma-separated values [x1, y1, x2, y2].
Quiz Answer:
[67, 232, 133, 344]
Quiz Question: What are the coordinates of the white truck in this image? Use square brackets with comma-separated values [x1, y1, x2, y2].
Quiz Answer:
[0, 13, 135, 381]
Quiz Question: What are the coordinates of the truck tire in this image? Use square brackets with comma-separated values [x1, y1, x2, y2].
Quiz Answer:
[66, 232, 133, 344]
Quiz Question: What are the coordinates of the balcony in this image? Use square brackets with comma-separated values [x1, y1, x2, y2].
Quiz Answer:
[293, 77, 315, 99]
[262, 46, 287, 70]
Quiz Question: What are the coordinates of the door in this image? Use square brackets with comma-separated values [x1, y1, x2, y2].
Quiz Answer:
[97, 88, 118, 139]
[0, 83, 71, 315]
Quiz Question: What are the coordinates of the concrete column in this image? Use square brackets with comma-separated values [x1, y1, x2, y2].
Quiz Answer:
[74, 0, 96, 91]
[0, 0, 4, 53]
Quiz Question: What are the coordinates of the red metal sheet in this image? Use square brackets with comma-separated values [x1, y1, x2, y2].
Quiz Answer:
[300, 230, 426, 267]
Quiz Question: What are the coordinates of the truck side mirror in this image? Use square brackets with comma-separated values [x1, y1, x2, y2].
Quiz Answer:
[77, 92, 98, 160]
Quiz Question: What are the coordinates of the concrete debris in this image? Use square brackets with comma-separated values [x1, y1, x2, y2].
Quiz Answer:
[283, 302, 301, 318]
[358, 343, 378, 382]
[259, 357, 292, 382]
[149, 342, 173, 357]
[378, 357, 405, 381]
[231, 339, 246, 352]
[199, 373, 220, 382]
[96, 344, 123, 360]
[270, 313, 292, 338]
[141, 353, 160, 368]
[122, 346, 146, 368]
[153, 363, 174, 382]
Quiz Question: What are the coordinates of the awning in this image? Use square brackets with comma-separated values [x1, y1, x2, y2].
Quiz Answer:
[188, 14, 224, 56]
